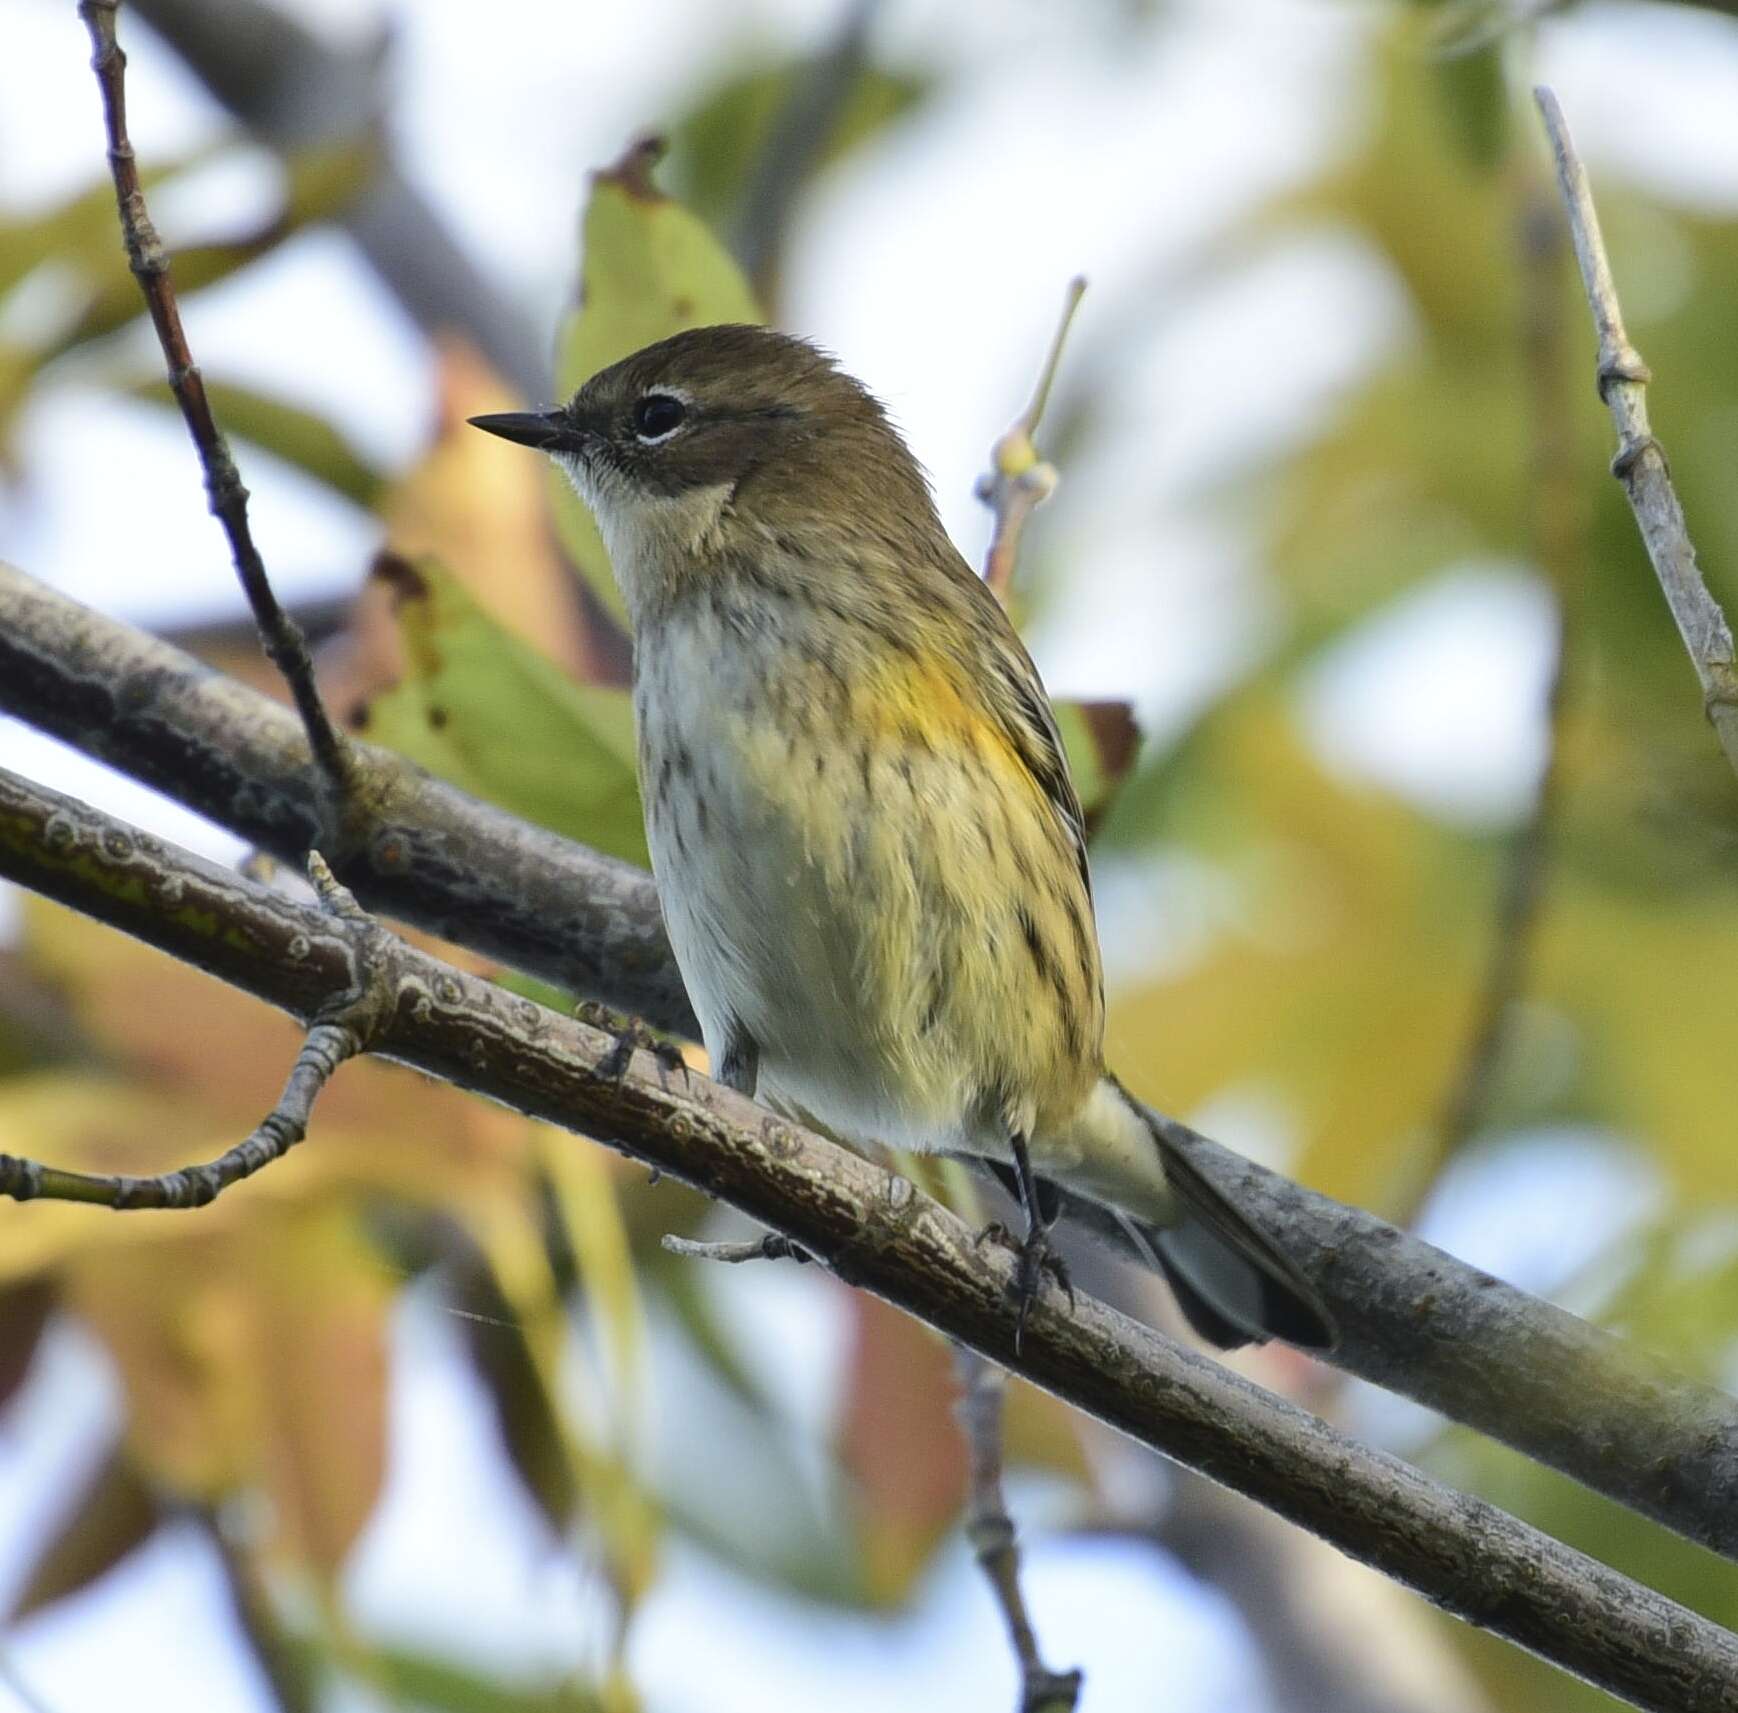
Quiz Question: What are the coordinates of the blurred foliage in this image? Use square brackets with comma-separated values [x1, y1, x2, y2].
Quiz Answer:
[1096, 16, 1738, 1709]
[359, 552, 647, 866]
[666, 57, 929, 236]
[5, 4, 1738, 1711]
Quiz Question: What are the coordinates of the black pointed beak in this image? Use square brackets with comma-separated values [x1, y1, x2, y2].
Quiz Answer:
[467, 409, 574, 451]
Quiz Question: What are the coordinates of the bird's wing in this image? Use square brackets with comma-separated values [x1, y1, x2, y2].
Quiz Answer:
[957, 578, 1094, 905]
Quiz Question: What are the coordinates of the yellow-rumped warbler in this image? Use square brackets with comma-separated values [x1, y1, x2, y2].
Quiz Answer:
[472, 325, 1331, 1351]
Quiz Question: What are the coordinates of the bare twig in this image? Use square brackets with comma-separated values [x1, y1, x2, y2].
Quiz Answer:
[0, 853, 383, 1211]
[978, 277, 1087, 599]
[733, 0, 880, 297]
[77, 0, 352, 818]
[1534, 86, 1738, 777]
[660, 1233, 808, 1264]
[4, 562, 1738, 1563]
[3, 767, 1737, 1713]
[955, 1348, 1081, 1713]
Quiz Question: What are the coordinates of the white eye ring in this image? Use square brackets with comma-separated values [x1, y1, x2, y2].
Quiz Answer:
[632, 391, 689, 442]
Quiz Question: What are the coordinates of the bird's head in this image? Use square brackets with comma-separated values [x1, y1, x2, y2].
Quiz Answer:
[470, 324, 939, 616]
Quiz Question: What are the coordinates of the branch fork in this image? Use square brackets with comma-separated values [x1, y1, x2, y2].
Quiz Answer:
[0, 851, 389, 1212]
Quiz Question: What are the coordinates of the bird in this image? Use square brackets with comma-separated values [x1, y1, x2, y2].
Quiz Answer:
[471, 323, 1333, 1352]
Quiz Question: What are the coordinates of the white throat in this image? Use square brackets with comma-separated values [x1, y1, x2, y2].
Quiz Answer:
[557, 453, 731, 626]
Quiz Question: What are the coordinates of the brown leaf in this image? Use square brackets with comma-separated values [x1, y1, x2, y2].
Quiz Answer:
[0, 1276, 56, 1410]
[9, 1442, 160, 1620]
[380, 341, 605, 681]
[834, 1293, 966, 1605]
[250, 1205, 392, 1580]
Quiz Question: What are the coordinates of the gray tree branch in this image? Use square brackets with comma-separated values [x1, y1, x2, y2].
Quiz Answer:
[2, 557, 1736, 1560]
[0, 560, 693, 1037]
[0, 762, 1734, 1713]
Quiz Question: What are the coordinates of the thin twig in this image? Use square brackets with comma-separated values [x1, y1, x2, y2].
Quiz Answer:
[0, 852, 384, 1211]
[6, 563, 1738, 1563]
[660, 1233, 808, 1264]
[978, 277, 1087, 599]
[954, 1348, 1081, 1713]
[77, 0, 353, 820]
[1534, 86, 1738, 777]
[3, 768, 1737, 1713]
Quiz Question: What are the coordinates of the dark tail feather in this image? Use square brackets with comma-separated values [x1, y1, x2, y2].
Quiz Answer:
[1139, 1136, 1336, 1351]
[985, 1097, 1337, 1351]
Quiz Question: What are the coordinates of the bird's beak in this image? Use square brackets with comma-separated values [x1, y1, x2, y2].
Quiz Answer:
[467, 409, 579, 452]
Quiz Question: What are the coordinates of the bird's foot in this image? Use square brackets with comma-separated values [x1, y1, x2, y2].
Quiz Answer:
[574, 1000, 688, 1086]
[977, 1219, 1073, 1352]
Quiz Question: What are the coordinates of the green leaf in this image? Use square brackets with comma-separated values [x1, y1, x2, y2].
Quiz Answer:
[359, 554, 648, 866]
[549, 139, 763, 625]
[45, 138, 378, 355]
[118, 375, 386, 508]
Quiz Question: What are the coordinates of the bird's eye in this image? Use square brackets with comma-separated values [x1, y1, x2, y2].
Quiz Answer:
[631, 393, 687, 441]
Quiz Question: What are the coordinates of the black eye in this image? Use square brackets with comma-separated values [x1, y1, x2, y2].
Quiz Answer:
[632, 393, 687, 440]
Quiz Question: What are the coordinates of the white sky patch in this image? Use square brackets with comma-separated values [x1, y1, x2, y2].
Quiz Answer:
[0, 721, 252, 864]
[1095, 850, 1245, 992]
[632, 1532, 1263, 1713]
[9, 377, 384, 625]
[1028, 230, 1410, 724]
[1297, 566, 1558, 828]
[1539, 2, 1738, 215]
[344, 1286, 613, 1682]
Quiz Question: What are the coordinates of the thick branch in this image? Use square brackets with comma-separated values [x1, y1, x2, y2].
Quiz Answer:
[1534, 87, 1738, 776]
[2, 767, 1736, 1713]
[0, 562, 693, 1037]
[3, 560, 1737, 1559]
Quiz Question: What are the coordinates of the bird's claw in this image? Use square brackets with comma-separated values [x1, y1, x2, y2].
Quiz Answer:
[978, 1218, 1072, 1352]
[574, 1000, 688, 1086]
